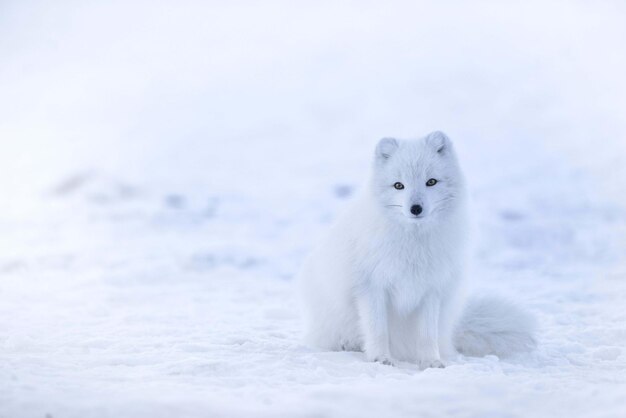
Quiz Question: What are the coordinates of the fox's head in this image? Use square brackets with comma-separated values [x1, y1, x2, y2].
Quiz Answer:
[371, 131, 466, 226]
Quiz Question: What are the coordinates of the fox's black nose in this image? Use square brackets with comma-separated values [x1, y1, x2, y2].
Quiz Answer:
[410, 205, 423, 216]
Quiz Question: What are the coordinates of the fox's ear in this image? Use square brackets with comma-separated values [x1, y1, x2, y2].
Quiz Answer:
[425, 131, 451, 154]
[375, 137, 399, 162]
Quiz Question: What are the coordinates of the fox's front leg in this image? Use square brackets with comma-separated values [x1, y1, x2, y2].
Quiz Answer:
[416, 293, 444, 369]
[356, 288, 394, 365]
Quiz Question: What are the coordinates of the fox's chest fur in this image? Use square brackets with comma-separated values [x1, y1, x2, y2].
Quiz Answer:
[350, 208, 464, 315]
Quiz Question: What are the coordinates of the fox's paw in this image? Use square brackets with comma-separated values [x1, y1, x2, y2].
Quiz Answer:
[418, 358, 445, 370]
[372, 355, 396, 366]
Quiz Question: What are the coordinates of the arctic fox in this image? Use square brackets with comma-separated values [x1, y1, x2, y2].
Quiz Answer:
[299, 131, 536, 368]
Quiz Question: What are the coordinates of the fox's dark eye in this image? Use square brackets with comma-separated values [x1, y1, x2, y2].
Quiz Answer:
[393, 182, 404, 190]
[426, 178, 438, 187]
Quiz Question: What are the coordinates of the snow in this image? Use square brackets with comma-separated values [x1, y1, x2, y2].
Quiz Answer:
[1, 1, 626, 417]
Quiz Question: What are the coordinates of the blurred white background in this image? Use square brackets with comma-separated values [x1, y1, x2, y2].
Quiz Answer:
[1, 1, 625, 417]
[2, 1, 626, 208]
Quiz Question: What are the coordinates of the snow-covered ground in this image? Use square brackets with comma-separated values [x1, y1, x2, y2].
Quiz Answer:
[1, 1, 626, 417]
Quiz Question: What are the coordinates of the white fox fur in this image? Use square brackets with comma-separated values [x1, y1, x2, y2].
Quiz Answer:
[298, 132, 536, 368]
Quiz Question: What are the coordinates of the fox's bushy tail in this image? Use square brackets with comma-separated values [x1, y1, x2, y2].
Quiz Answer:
[453, 295, 537, 358]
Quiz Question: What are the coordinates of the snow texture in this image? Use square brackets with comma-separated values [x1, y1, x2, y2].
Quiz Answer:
[1, 1, 626, 417]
